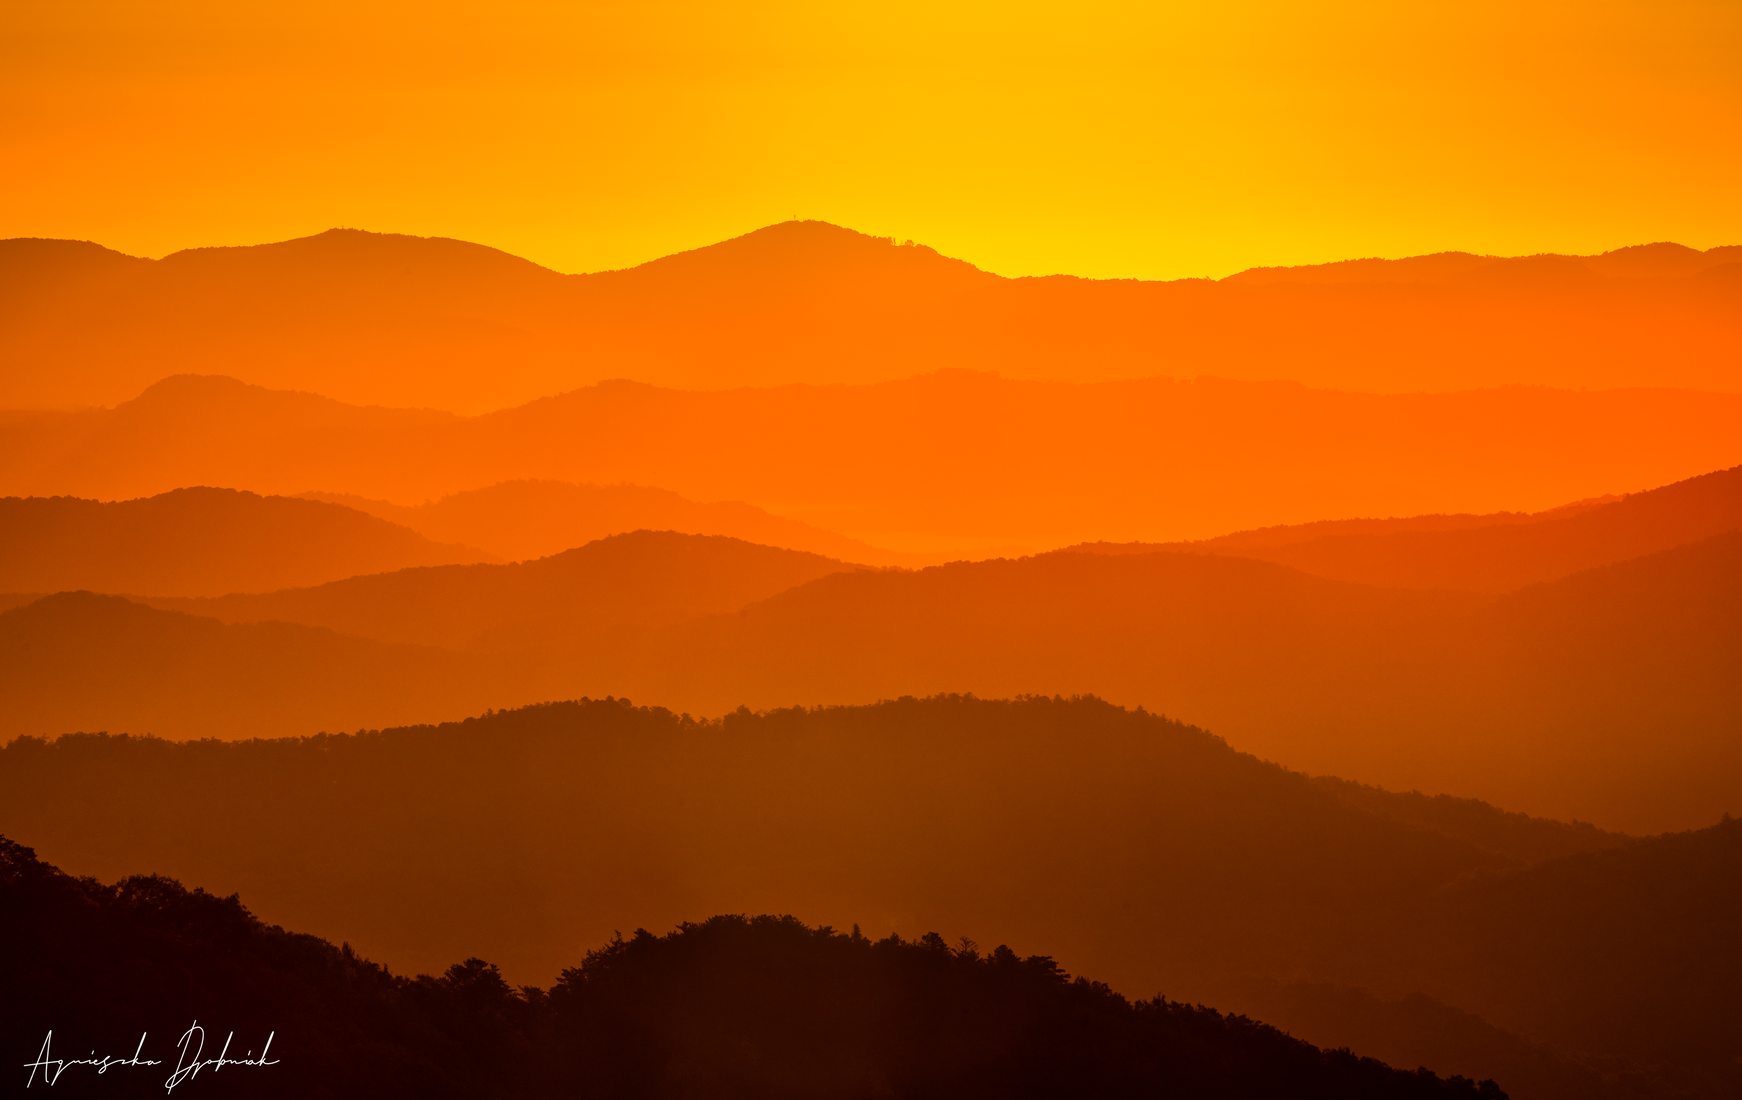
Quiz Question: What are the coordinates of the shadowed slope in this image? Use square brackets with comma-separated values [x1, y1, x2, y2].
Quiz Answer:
[0, 838, 1498, 1100]
[7, 697, 1723, 1096]
[0, 487, 488, 597]
[0, 532, 858, 739]
[1099, 464, 1742, 592]
[1309, 778, 1627, 867]
[153, 530, 859, 651]
[3, 224, 1739, 410]
[1357, 819, 1742, 1098]
[0, 593, 526, 739]
[0, 696, 1527, 987]
[1219, 980, 1651, 1100]
[645, 537, 1742, 830]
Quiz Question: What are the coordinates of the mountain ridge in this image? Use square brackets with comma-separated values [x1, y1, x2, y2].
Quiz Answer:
[9, 695, 1732, 1096]
[0, 486, 489, 597]
[149, 529, 863, 651]
[1075, 463, 1742, 592]
[6, 223, 1738, 409]
[9, 222, 1736, 285]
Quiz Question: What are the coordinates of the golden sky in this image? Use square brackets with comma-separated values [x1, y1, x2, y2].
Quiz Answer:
[4, 0, 1739, 279]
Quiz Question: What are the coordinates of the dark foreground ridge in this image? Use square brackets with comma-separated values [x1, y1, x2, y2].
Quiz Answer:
[0, 838, 1499, 1099]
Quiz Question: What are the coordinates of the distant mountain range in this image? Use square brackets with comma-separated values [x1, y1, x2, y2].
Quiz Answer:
[5, 696, 1733, 1099]
[3, 222, 1738, 410]
[9, 462, 1731, 603]
[0, 531, 853, 739]
[4, 372, 1738, 555]
[0, 479, 905, 601]
[3, 464, 1740, 831]
[155, 530, 858, 652]
[9, 218, 1736, 1100]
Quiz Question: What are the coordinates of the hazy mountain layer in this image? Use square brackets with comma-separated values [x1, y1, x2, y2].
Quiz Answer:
[0, 487, 487, 597]
[5, 372, 1739, 556]
[4, 223, 1738, 410]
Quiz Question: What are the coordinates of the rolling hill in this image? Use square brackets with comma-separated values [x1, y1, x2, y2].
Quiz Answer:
[637, 536, 1742, 831]
[1089, 464, 1742, 592]
[0, 592, 527, 740]
[10, 696, 1730, 1098]
[151, 530, 860, 652]
[305, 480, 917, 566]
[0, 487, 486, 597]
[9, 509, 1737, 830]
[1365, 818, 1742, 1092]
[0, 531, 859, 739]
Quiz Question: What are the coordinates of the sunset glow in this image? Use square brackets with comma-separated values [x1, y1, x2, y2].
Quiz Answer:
[4, 4, 1740, 1098]
[6, 1, 1740, 278]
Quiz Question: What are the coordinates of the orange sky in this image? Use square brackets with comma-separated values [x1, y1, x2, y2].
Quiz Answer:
[4, 1, 1739, 279]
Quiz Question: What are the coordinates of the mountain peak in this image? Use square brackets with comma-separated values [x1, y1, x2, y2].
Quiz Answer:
[113, 374, 381, 424]
[127, 372, 261, 402]
[614, 219, 990, 284]
[1586, 241, 1719, 279]
[127, 373, 294, 407]
[1598, 241, 1701, 260]
[118, 374, 454, 422]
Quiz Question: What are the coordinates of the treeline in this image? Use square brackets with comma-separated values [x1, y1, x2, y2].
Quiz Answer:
[0, 838, 1500, 1099]
[12, 694, 1720, 1098]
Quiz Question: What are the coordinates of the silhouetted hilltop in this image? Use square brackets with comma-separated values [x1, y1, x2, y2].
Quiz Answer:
[0, 695, 1540, 985]
[6, 372, 1741, 557]
[304, 480, 917, 566]
[0, 837, 1498, 1100]
[1, 835, 464, 1098]
[611, 219, 989, 286]
[8, 696, 1729, 1097]
[0, 487, 487, 597]
[3, 224, 1739, 410]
